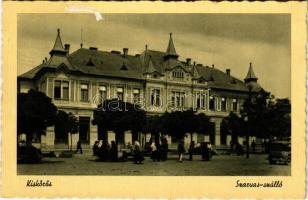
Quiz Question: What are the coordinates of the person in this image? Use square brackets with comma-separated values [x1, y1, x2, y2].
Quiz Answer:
[99, 140, 110, 161]
[251, 140, 256, 152]
[92, 140, 99, 156]
[133, 141, 144, 164]
[109, 141, 118, 162]
[150, 142, 157, 161]
[161, 137, 168, 161]
[188, 141, 195, 161]
[156, 141, 162, 161]
[178, 140, 185, 162]
[76, 140, 83, 154]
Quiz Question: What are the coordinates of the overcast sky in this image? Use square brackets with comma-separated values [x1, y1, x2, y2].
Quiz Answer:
[18, 14, 290, 99]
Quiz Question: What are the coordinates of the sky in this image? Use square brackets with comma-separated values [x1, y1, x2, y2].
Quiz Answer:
[18, 13, 290, 99]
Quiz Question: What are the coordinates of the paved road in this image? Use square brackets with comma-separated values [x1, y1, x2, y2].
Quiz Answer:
[17, 153, 290, 176]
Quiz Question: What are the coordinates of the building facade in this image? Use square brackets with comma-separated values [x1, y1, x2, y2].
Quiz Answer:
[18, 29, 262, 149]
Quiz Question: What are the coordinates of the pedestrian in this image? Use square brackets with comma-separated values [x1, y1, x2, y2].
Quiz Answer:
[76, 140, 83, 154]
[109, 141, 118, 162]
[99, 140, 110, 161]
[156, 141, 162, 161]
[161, 137, 168, 161]
[92, 140, 99, 156]
[150, 141, 157, 161]
[251, 140, 256, 152]
[188, 141, 195, 161]
[133, 141, 144, 164]
[178, 139, 185, 162]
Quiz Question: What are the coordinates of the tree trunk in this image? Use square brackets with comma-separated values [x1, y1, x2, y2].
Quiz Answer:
[70, 132, 73, 151]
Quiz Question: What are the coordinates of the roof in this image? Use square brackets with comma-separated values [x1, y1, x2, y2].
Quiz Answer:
[245, 62, 258, 82]
[19, 30, 262, 93]
[166, 33, 178, 56]
[49, 29, 66, 55]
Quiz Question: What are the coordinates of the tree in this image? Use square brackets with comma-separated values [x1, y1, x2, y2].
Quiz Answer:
[55, 111, 79, 150]
[196, 113, 211, 139]
[17, 89, 57, 145]
[143, 115, 163, 144]
[221, 112, 245, 142]
[92, 99, 146, 145]
[266, 98, 291, 139]
[162, 109, 199, 142]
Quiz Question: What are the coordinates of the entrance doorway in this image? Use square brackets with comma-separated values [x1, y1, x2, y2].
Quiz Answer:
[209, 122, 216, 145]
[79, 116, 90, 144]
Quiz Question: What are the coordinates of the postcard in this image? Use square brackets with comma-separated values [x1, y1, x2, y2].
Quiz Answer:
[2, 1, 306, 198]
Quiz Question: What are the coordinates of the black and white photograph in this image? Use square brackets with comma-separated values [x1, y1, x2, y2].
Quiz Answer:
[17, 13, 291, 176]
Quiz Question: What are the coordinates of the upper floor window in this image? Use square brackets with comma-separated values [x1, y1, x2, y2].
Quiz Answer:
[117, 87, 124, 101]
[209, 96, 215, 111]
[99, 85, 107, 103]
[80, 83, 89, 102]
[54, 80, 69, 100]
[221, 97, 227, 111]
[196, 92, 206, 109]
[232, 98, 238, 111]
[133, 88, 140, 104]
[151, 88, 161, 107]
[171, 91, 185, 109]
[172, 71, 184, 79]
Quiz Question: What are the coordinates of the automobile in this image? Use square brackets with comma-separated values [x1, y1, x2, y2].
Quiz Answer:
[268, 140, 291, 165]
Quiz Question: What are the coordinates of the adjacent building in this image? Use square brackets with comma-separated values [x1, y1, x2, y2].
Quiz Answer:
[18, 29, 263, 149]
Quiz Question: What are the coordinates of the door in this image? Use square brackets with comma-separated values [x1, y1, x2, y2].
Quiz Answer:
[79, 116, 90, 144]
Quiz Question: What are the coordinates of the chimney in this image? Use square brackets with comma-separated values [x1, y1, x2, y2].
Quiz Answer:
[212, 64, 215, 68]
[123, 48, 128, 57]
[186, 58, 191, 66]
[226, 69, 231, 75]
[64, 44, 70, 54]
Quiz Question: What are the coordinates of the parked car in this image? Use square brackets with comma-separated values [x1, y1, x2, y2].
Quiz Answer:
[268, 140, 291, 165]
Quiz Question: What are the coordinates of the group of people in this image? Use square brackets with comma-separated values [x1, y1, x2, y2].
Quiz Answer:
[92, 140, 118, 162]
[148, 137, 169, 162]
[91, 137, 213, 163]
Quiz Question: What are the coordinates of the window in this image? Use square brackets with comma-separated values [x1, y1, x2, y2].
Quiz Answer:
[117, 87, 124, 101]
[80, 84, 89, 102]
[172, 71, 184, 79]
[133, 88, 140, 104]
[209, 96, 215, 111]
[232, 98, 238, 111]
[196, 92, 206, 109]
[150, 89, 161, 107]
[221, 97, 226, 111]
[171, 91, 185, 109]
[99, 85, 107, 103]
[54, 80, 69, 100]
[62, 81, 69, 100]
[215, 97, 219, 111]
[54, 81, 61, 99]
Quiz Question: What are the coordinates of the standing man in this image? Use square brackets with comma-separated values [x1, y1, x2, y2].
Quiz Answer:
[76, 140, 83, 154]
[178, 140, 185, 162]
[188, 141, 195, 161]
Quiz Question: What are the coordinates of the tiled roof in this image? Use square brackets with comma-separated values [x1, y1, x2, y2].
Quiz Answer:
[166, 33, 178, 56]
[50, 29, 65, 53]
[18, 30, 262, 93]
[245, 63, 258, 81]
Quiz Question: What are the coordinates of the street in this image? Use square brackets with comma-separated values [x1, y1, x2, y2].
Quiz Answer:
[17, 153, 290, 176]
